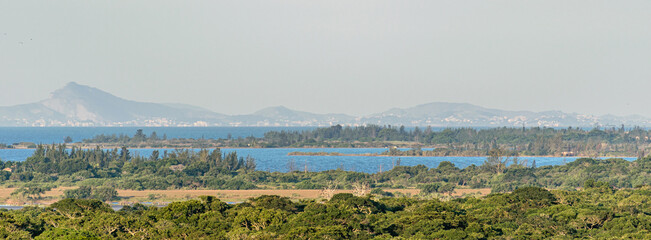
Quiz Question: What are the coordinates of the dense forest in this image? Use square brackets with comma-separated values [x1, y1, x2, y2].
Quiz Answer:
[1, 185, 649, 239]
[0, 144, 649, 194]
[75, 125, 651, 157]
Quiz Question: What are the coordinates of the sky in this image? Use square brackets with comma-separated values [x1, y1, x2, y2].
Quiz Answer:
[1, 1, 650, 117]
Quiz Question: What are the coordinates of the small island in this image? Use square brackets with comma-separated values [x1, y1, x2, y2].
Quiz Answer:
[2, 125, 646, 158]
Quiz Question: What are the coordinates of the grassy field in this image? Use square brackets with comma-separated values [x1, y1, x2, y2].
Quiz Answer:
[0, 187, 491, 206]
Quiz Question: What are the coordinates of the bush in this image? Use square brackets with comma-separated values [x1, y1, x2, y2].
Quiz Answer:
[419, 183, 442, 194]
[64, 186, 92, 199]
[371, 188, 394, 197]
[509, 186, 556, 208]
[92, 186, 119, 202]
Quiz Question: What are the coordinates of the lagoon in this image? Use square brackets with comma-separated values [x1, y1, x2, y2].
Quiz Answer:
[0, 147, 636, 174]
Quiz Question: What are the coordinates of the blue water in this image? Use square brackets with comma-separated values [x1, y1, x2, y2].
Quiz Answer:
[0, 127, 315, 144]
[0, 127, 638, 173]
[0, 147, 636, 173]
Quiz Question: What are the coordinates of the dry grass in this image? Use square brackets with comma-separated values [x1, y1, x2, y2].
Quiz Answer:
[0, 187, 491, 205]
[117, 189, 423, 203]
[0, 187, 76, 205]
[453, 188, 491, 196]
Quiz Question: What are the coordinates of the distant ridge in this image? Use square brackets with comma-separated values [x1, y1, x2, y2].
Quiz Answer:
[228, 106, 355, 126]
[362, 102, 594, 127]
[0, 82, 226, 126]
[1, 82, 650, 127]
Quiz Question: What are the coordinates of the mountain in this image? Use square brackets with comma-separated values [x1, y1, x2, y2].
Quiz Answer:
[361, 102, 601, 127]
[161, 103, 214, 112]
[226, 106, 355, 126]
[361, 102, 651, 127]
[0, 82, 226, 126]
[0, 103, 69, 126]
[2, 82, 651, 127]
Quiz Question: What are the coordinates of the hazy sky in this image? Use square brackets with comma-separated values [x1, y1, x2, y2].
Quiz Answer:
[1, 1, 650, 116]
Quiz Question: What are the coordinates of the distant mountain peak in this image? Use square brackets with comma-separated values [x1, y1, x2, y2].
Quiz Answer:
[50, 82, 108, 99]
[60, 81, 91, 91]
[415, 102, 472, 107]
[0, 82, 227, 126]
[267, 105, 291, 111]
[66, 81, 81, 86]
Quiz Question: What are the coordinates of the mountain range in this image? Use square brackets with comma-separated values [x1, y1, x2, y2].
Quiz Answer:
[1, 82, 649, 127]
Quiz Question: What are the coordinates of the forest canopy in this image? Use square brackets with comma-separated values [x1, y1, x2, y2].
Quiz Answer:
[1, 186, 649, 239]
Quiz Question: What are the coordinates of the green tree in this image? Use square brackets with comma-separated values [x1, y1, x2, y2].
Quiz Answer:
[12, 185, 50, 203]
[149, 131, 159, 141]
[439, 183, 456, 196]
[92, 186, 118, 202]
[484, 148, 509, 174]
[133, 129, 147, 142]
[35, 228, 99, 240]
[64, 186, 92, 199]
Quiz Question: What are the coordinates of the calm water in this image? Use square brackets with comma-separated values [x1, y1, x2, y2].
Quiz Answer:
[0, 127, 638, 173]
[0, 127, 315, 144]
[0, 147, 636, 173]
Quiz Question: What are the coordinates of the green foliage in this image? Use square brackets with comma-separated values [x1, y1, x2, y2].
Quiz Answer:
[80, 126, 651, 157]
[50, 199, 112, 219]
[1, 144, 648, 196]
[1, 127, 650, 238]
[64, 186, 92, 199]
[91, 186, 118, 202]
[11, 184, 51, 202]
[370, 188, 394, 197]
[0, 187, 649, 239]
[420, 182, 443, 194]
[64, 186, 118, 202]
[255, 125, 651, 157]
[509, 186, 556, 208]
[248, 195, 300, 213]
[159, 200, 206, 223]
[35, 228, 98, 240]
[2, 144, 256, 190]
